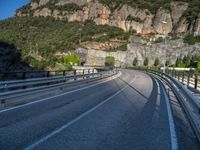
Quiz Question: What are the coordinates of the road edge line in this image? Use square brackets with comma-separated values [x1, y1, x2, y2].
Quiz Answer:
[157, 80, 178, 150]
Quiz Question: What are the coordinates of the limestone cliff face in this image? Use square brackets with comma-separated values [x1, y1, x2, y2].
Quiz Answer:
[34, 8, 52, 17]
[75, 37, 200, 67]
[194, 15, 200, 36]
[171, 2, 188, 25]
[153, 8, 173, 34]
[16, 0, 200, 36]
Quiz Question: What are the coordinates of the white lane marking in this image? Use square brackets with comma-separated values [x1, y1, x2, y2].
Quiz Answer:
[24, 75, 137, 150]
[0, 72, 121, 113]
[157, 80, 178, 150]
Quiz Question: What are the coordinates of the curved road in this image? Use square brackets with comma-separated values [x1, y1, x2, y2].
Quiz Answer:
[0, 69, 199, 150]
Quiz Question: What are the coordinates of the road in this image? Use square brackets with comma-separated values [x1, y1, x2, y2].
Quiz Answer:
[0, 69, 199, 150]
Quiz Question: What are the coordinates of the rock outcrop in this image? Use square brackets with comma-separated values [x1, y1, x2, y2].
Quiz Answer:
[75, 36, 200, 67]
[34, 8, 52, 17]
[194, 14, 200, 36]
[171, 2, 188, 25]
[153, 8, 173, 34]
[16, 0, 200, 36]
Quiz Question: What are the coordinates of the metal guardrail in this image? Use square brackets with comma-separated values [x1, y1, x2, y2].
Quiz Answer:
[0, 69, 117, 104]
[0, 67, 107, 81]
[166, 70, 200, 90]
[141, 69, 200, 142]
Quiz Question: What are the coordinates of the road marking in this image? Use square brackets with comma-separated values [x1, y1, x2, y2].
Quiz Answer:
[0, 72, 121, 113]
[157, 80, 178, 150]
[24, 75, 137, 150]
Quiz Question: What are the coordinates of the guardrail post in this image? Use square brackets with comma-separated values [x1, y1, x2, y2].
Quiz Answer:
[166, 69, 168, 75]
[63, 70, 66, 76]
[83, 69, 85, 79]
[74, 70, 77, 81]
[175, 71, 177, 79]
[88, 69, 90, 79]
[47, 71, 50, 77]
[172, 70, 175, 77]
[187, 74, 190, 86]
[1, 99, 5, 107]
[92, 69, 94, 78]
[22, 72, 26, 80]
[182, 72, 185, 83]
[178, 72, 180, 81]
[195, 74, 198, 89]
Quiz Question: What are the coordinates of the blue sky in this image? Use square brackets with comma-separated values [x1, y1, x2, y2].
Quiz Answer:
[0, 0, 30, 20]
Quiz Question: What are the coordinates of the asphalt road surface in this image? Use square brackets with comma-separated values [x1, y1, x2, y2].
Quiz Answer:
[0, 69, 199, 150]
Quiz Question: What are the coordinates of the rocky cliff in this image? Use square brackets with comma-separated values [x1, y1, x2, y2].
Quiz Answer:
[16, 0, 200, 36]
[75, 36, 200, 66]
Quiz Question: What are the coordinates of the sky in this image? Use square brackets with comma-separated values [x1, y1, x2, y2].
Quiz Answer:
[0, 0, 30, 20]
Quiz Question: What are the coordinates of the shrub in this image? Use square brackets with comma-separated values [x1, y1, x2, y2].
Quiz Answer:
[143, 57, 149, 66]
[133, 57, 138, 66]
[154, 58, 160, 66]
[105, 56, 115, 66]
[126, 15, 143, 23]
[63, 54, 80, 66]
[183, 35, 200, 45]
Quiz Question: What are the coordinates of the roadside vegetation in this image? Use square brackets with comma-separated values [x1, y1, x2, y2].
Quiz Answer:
[132, 54, 200, 70]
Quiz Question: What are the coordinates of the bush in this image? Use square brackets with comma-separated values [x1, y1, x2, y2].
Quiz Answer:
[63, 54, 80, 66]
[133, 57, 138, 66]
[126, 15, 143, 23]
[183, 35, 200, 45]
[154, 58, 160, 66]
[105, 56, 115, 66]
[143, 57, 149, 66]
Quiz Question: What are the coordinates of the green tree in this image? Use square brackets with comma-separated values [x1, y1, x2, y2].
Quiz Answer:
[154, 58, 160, 66]
[105, 56, 115, 66]
[176, 56, 182, 67]
[184, 54, 191, 67]
[165, 59, 171, 67]
[143, 57, 149, 66]
[132, 57, 138, 66]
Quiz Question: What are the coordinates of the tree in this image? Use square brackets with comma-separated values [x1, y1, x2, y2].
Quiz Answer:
[165, 59, 171, 67]
[184, 54, 191, 67]
[105, 56, 115, 66]
[154, 58, 160, 66]
[176, 56, 182, 67]
[143, 57, 149, 66]
[132, 57, 138, 66]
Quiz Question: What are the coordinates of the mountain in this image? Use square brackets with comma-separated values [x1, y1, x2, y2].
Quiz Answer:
[1, 0, 200, 71]
[16, 0, 200, 36]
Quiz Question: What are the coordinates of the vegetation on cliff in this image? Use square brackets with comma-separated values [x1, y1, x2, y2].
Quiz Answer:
[99, 0, 200, 18]
[183, 35, 200, 45]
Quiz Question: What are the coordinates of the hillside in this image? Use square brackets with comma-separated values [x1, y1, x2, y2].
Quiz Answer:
[1, 0, 200, 70]
[0, 16, 130, 69]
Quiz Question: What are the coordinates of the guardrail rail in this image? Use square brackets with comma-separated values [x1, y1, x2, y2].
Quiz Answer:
[139, 69, 200, 142]
[0, 68, 118, 106]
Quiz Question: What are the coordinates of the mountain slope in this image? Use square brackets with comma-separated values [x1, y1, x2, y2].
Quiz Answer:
[0, 16, 130, 69]
[16, 0, 200, 36]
